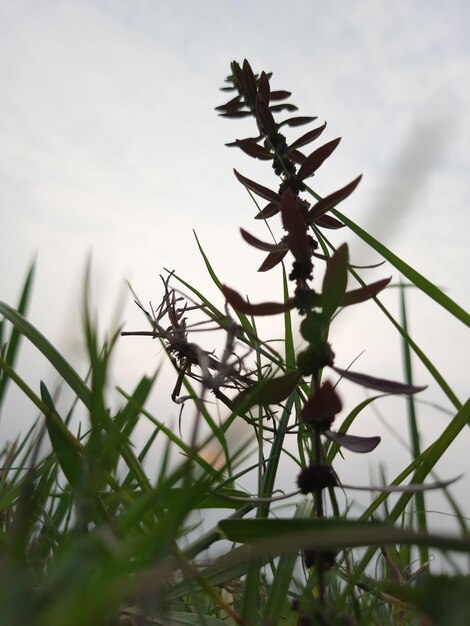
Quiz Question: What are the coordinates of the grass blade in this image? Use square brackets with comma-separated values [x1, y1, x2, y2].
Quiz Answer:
[0, 263, 35, 410]
[329, 208, 470, 327]
[0, 302, 92, 408]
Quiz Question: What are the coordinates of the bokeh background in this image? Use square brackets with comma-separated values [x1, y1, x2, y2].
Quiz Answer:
[1, 1, 469, 546]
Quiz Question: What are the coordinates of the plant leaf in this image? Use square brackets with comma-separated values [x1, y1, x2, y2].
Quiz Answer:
[333, 366, 427, 394]
[219, 110, 253, 118]
[0, 262, 35, 409]
[242, 59, 257, 100]
[256, 96, 276, 135]
[40, 381, 84, 488]
[214, 95, 243, 112]
[307, 175, 362, 222]
[232, 370, 302, 413]
[230, 60, 245, 92]
[289, 122, 327, 151]
[240, 228, 289, 252]
[280, 189, 310, 262]
[222, 285, 294, 316]
[269, 103, 298, 112]
[254, 201, 280, 220]
[269, 90, 291, 101]
[278, 116, 317, 127]
[258, 250, 288, 272]
[289, 149, 307, 165]
[297, 138, 341, 180]
[330, 208, 470, 328]
[231, 139, 272, 160]
[341, 475, 462, 493]
[314, 215, 345, 229]
[226, 135, 262, 147]
[218, 518, 470, 555]
[341, 277, 391, 306]
[321, 243, 349, 320]
[257, 71, 270, 102]
[324, 430, 381, 453]
[0, 301, 92, 408]
[233, 169, 280, 203]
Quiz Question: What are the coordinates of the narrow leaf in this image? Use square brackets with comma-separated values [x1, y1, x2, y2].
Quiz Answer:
[333, 366, 427, 394]
[257, 71, 270, 102]
[289, 122, 327, 151]
[232, 139, 272, 160]
[222, 285, 293, 316]
[233, 169, 280, 203]
[219, 110, 252, 118]
[321, 243, 349, 319]
[341, 475, 462, 493]
[269, 103, 298, 112]
[297, 138, 341, 180]
[230, 61, 245, 92]
[219, 518, 470, 555]
[226, 135, 262, 146]
[341, 277, 391, 307]
[242, 59, 257, 100]
[289, 149, 307, 165]
[254, 201, 280, 220]
[278, 116, 317, 127]
[307, 175, 362, 222]
[40, 381, 83, 488]
[0, 263, 35, 408]
[262, 500, 312, 622]
[214, 95, 242, 112]
[240, 228, 289, 252]
[269, 90, 291, 101]
[258, 249, 288, 272]
[0, 302, 92, 408]
[324, 430, 381, 453]
[331, 208, 470, 328]
[256, 96, 276, 135]
[314, 215, 345, 229]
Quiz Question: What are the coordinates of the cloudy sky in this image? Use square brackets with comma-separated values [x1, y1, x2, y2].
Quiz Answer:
[1, 1, 469, 532]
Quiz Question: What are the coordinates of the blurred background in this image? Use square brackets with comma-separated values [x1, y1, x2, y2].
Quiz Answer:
[1, 1, 469, 542]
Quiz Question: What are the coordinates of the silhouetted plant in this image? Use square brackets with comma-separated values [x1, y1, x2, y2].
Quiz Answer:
[215, 59, 429, 604]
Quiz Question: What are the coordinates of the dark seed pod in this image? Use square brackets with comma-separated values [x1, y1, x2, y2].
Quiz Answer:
[303, 548, 338, 570]
[297, 464, 338, 494]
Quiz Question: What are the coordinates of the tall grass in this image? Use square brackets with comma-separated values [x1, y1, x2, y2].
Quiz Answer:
[0, 60, 469, 626]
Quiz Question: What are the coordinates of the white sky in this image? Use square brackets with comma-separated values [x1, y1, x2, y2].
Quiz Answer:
[1, 1, 469, 540]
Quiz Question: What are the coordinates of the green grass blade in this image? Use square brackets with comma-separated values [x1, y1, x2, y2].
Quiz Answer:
[399, 281, 428, 564]
[262, 499, 312, 622]
[0, 263, 35, 409]
[259, 390, 298, 515]
[219, 517, 470, 554]
[330, 208, 470, 328]
[40, 382, 84, 490]
[314, 227, 462, 410]
[282, 264, 296, 370]
[114, 373, 157, 441]
[0, 302, 92, 408]
[193, 230, 255, 337]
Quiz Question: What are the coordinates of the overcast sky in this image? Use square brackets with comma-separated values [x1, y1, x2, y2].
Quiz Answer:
[1, 1, 469, 533]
